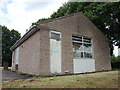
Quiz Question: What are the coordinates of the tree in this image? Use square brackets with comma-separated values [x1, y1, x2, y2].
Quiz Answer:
[82, 2, 120, 55]
[2, 25, 21, 70]
[31, 18, 51, 27]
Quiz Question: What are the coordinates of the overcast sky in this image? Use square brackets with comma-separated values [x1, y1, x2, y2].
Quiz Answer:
[0, 0, 68, 36]
[0, 0, 118, 56]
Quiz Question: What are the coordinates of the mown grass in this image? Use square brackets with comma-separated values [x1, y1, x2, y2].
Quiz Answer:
[2, 70, 119, 88]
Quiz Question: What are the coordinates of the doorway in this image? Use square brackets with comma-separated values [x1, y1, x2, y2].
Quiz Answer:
[50, 31, 62, 73]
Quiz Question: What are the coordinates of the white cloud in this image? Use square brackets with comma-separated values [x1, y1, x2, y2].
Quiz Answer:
[0, 0, 68, 36]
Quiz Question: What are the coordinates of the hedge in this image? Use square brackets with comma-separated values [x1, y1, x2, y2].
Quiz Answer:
[110, 56, 120, 69]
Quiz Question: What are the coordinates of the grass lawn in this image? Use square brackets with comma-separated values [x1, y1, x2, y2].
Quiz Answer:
[2, 70, 119, 88]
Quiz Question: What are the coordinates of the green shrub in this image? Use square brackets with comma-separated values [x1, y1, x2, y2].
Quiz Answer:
[110, 56, 120, 69]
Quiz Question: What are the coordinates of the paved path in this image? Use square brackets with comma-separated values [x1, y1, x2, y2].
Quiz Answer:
[2, 70, 34, 81]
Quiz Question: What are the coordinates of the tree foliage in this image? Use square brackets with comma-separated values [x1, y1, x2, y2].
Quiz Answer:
[2, 25, 21, 66]
[31, 18, 51, 26]
[32, 2, 120, 55]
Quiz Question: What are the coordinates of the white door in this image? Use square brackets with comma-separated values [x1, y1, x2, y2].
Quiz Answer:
[15, 47, 19, 64]
[50, 31, 61, 73]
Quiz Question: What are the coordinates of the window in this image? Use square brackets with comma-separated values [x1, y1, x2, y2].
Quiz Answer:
[73, 35, 93, 59]
[84, 44, 92, 58]
[73, 43, 83, 58]
[51, 32, 60, 40]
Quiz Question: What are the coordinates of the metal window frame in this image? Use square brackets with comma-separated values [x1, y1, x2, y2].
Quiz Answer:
[72, 35, 93, 59]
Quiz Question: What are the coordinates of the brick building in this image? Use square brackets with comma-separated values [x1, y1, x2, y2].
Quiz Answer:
[11, 12, 111, 76]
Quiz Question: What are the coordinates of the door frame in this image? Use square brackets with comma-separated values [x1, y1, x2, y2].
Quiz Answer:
[14, 47, 19, 70]
[15, 47, 19, 65]
[49, 30, 62, 73]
